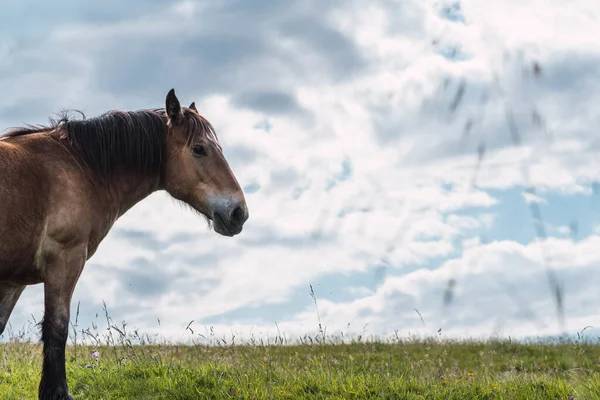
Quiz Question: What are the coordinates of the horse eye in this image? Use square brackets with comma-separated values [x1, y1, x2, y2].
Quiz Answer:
[192, 145, 207, 157]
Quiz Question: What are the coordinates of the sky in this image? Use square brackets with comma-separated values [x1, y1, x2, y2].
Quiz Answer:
[1, 0, 600, 344]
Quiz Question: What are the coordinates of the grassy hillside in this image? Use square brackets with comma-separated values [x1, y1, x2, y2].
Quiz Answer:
[1, 335, 599, 399]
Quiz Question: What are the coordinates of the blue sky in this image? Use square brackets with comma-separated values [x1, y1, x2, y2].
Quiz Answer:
[1, 0, 600, 343]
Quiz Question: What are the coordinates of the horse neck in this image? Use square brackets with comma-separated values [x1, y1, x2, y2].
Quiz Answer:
[98, 170, 161, 219]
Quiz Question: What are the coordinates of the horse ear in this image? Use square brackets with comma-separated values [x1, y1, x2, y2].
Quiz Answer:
[165, 88, 182, 124]
[189, 102, 197, 112]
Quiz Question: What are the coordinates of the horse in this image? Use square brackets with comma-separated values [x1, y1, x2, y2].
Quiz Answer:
[0, 89, 249, 399]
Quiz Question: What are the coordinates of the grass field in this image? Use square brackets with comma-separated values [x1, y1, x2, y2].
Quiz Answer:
[2, 331, 600, 399]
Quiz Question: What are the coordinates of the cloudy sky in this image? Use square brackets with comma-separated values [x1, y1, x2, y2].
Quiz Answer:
[1, 0, 600, 344]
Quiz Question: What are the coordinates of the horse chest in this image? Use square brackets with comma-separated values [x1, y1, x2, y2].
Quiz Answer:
[0, 229, 43, 284]
[0, 250, 43, 285]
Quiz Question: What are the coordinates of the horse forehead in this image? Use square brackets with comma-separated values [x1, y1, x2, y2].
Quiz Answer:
[205, 131, 221, 151]
[202, 123, 219, 146]
[205, 131, 218, 145]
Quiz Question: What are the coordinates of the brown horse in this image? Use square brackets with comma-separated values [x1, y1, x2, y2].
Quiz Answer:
[0, 89, 249, 399]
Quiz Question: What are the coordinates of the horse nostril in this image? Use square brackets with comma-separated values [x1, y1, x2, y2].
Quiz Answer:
[230, 205, 246, 225]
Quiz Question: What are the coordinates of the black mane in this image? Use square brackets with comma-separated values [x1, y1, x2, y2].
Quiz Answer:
[1, 108, 216, 181]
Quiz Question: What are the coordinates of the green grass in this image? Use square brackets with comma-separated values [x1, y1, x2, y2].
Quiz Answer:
[2, 336, 600, 399]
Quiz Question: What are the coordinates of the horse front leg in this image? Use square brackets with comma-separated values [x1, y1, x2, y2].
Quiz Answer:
[39, 245, 87, 400]
[0, 282, 25, 336]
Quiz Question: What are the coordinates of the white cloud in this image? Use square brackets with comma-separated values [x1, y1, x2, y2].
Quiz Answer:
[522, 191, 547, 204]
[128, 230, 600, 343]
[248, 235, 600, 341]
[2, 0, 600, 343]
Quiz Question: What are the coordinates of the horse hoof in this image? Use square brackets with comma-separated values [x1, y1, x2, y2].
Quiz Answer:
[39, 387, 75, 400]
[59, 392, 74, 400]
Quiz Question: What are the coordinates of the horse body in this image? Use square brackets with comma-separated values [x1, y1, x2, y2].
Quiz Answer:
[0, 131, 124, 285]
[0, 89, 248, 399]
